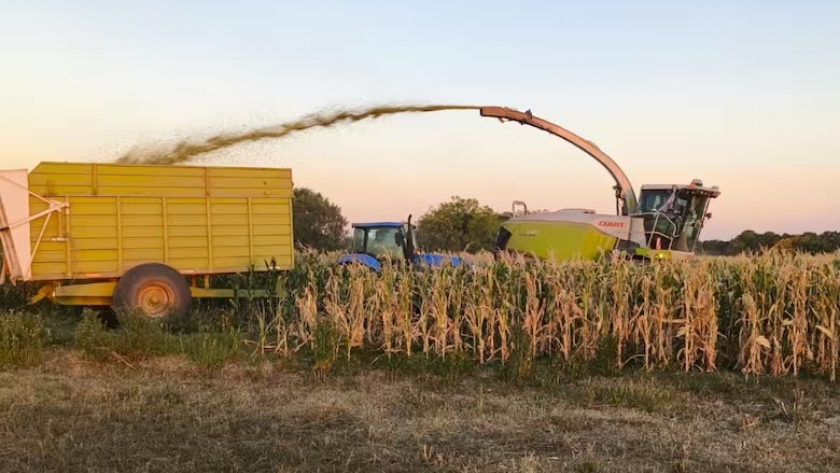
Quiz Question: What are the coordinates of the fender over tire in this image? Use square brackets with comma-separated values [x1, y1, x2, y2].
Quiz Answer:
[112, 263, 192, 318]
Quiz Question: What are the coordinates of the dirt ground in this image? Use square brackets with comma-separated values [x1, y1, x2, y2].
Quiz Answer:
[1, 351, 839, 473]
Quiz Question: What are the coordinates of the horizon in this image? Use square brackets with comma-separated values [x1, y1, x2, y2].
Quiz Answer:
[2, 1, 838, 241]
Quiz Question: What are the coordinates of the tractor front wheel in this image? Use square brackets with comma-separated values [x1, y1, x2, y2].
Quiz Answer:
[112, 263, 192, 319]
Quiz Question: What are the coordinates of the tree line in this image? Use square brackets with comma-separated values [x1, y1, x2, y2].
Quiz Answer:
[292, 187, 840, 256]
[699, 230, 840, 256]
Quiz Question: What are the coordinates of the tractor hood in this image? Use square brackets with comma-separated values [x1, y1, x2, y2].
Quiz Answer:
[335, 251, 472, 273]
[416, 252, 469, 268]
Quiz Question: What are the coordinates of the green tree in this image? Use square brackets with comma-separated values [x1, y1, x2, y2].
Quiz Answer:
[698, 230, 840, 255]
[416, 196, 506, 253]
[292, 187, 349, 251]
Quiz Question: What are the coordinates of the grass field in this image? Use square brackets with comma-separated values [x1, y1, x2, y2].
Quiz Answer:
[1, 251, 839, 472]
[3, 351, 840, 473]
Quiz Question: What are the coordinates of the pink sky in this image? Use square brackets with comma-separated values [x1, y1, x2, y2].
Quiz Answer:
[2, 1, 838, 241]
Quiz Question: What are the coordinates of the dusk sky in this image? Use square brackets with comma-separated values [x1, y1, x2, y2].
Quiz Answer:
[1, 0, 838, 240]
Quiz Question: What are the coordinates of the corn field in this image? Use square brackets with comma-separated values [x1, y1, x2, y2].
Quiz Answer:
[232, 251, 840, 380]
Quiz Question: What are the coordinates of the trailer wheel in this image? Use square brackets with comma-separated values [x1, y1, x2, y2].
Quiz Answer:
[112, 263, 192, 319]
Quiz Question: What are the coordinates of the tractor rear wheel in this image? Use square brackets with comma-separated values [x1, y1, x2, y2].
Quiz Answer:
[112, 263, 192, 319]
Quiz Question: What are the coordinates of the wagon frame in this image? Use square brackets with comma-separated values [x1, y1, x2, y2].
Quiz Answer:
[0, 161, 295, 317]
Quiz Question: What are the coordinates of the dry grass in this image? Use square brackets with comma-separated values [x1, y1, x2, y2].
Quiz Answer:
[1, 251, 839, 471]
[2, 351, 840, 472]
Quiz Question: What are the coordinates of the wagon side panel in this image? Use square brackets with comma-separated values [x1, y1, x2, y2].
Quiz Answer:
[250, 197, 294, 270]
[26, 162, 294, 280]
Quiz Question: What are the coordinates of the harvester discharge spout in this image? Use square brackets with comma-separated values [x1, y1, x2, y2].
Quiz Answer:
[478, 106, 639, 216]
[481, 106, 720, 262]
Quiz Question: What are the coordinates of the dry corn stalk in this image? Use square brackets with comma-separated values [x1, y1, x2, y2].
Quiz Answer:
[263, 251, 840, 380]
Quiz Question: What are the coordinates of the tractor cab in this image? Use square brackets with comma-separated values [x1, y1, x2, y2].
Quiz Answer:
[635, 179, 720, 253]
[348, 220, 417, 263]
[336, 216, 419, 271]
[336, 215, 467, 272]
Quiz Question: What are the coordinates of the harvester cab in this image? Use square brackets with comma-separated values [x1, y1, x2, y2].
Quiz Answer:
[336, 215, 466, 272]
[636, 180, 720, 254]
[479, 106, 720, 261]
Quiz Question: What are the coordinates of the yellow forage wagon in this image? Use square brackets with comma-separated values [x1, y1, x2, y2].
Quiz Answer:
[0, 161, 295, 318]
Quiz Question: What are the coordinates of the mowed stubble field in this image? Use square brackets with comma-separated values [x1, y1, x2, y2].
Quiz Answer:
[1, 251, 840, 472]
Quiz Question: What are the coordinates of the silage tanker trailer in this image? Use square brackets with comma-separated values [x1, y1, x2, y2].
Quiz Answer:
[0, 161, 294, 318]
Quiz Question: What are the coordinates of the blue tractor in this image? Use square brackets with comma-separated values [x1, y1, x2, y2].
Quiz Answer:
[335, 215, 467, 272]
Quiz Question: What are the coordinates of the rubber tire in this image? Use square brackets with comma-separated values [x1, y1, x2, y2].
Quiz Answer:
[111, 263, 192, 319]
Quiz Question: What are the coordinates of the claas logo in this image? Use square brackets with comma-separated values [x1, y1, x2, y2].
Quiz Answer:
[597, 220, 625, 228]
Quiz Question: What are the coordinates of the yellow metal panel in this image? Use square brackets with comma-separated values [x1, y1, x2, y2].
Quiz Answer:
[164, 197, 205, 205]
[123, 237, 165, 250]
[168, 236, 208, 249]
[251, 201, 291, 215]
[67, 196, 117, 215]
[28, 199, 49, 213]
[73, 260, 119, 274]
[253, 226, 291, 237]
[209, 226, 246, 237]
[208, 166, 291, 179]
[70, 215, 118, 227]
[31, 264, 67, 280]
[168, 248, 209, 259]
[209, 177, 292, 189]
[69, 230, 118, 241]
[35, 250, 66, 263]
[75, 250, 120, 262]
[168, 215, 206, 226]
[71, 238, 118, 251]
[214, 247, 250, 258]
[168, 257, 211, 269]
[121, 215, 163, 227]
[210, 202, 248, 214]
[28, 218, 61, 242]
[97, 186, 205, 197]
[253, 238, 293, 250]
[123, 196, 166, 203]
[36, 241, 65, 252]
[253, 215, 286, 226]
[165, 226, 206, 238]
[210, 197, 249, 203]
[122, 227, 164, 238]
[215, 257, 265, 268]
[123, 248, 165, 261]
[167, 203, 207, 215]
[28, 173, 93, 189]
[28, 163, 94, 197]
[30, 162, 93, 173]
[212, 188, 291, 198]
[254, 249, 293, 259]
[211, 214, 248, 226]
[213, 235, 250, 247]
[97, 174, 207, 190]
[97, 164, 205, 177]
[29, 162, 292, 198]
[254, 234, 293, 247]
[52, 281, 116, 306]
[121, 203, 164, 215]
[27, 162, 294, 281]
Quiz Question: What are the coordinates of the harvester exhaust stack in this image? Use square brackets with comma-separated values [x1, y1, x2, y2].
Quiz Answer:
[511, 200, 529, 216]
